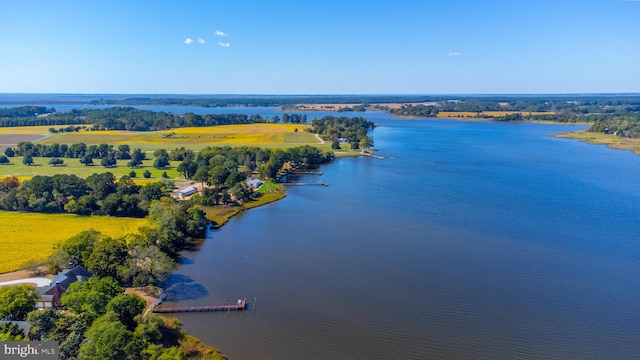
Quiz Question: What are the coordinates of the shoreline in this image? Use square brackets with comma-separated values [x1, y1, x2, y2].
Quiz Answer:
[553, 130, 640, 155]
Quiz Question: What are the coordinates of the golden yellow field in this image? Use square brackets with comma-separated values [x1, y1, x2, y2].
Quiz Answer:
[0, 211, 148, 273]
[32, 124, 317, 150]
[0, 175, 31, 183]
[0, 125, 57, 135]
[168, 124, 316, 146]
[436, 111, 481, 118]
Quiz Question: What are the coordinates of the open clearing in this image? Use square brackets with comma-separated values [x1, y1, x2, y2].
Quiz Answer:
[0, 211, 148, 273]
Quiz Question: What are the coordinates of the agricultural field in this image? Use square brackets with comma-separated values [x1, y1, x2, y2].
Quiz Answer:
[34, 124, 321, 151]
[0, 125, 53, 151]
[0, 211, 148, 273]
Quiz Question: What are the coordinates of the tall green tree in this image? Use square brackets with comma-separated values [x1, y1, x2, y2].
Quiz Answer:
[22, 154, 33, 166]
[86, 237, 129, 279]
[0, 285, 39, 321]
[78, 312, 142, 360]
[26, 308, 63, 340]
[62, 276, 123, 320]
[106, 294, 146, 331]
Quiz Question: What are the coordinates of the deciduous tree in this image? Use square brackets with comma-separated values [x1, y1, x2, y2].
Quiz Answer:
[0, 285, 39, 321]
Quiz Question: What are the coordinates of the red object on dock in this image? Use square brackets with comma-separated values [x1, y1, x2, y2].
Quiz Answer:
[152, 298, 246, 313]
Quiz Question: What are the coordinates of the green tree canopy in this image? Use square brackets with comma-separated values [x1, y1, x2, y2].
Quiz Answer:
[86, 237, 129, 279]
[61, 276, 123, 319]
[106, 294, 146, 331]
[0, 285, 39, 321]
[78, 312, 141, 360]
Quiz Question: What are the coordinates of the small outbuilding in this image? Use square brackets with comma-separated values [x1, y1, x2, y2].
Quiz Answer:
[174, 186, 198, 199]
[246, 177, 263, 189]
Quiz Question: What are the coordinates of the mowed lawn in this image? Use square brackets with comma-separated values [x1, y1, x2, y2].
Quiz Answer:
[0, 211, 149, 273]
[0, 158, 182, 179]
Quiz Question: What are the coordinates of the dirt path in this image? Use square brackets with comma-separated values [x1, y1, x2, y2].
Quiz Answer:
[0, 269, 52, 283]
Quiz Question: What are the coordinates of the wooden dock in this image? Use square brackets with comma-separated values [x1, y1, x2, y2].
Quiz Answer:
[152, 299, 246, 313]
[292, 171, 323, 175]
[281, 182, 328, 186]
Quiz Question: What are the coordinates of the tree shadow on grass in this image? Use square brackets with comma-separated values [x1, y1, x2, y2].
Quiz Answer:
[163, 274, 209, 302]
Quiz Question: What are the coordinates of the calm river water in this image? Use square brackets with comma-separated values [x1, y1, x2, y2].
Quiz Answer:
[159, 113, 640, 359]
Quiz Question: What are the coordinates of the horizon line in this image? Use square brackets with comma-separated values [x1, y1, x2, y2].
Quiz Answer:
[1, 92, 640, 97]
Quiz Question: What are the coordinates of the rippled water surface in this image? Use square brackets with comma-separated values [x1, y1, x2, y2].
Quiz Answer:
[161, 115, 640, 359]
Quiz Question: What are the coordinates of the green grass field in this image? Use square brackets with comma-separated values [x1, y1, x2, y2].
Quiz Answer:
[0, 158, 181, 179]
[0, 211, 148, 273]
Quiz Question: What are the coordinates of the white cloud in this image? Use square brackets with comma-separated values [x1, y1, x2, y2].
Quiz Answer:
[448, 52, 462, 56]
[217, 42, 231, 48]
[215, 30, 228, 37]
[184, 38, 194, 45]
[198, 38, 206, 44]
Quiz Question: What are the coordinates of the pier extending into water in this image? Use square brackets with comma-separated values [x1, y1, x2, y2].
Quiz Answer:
[281, 182, 328, 186]
[292, 170, 323, 175]
[152, 299, 246, 313]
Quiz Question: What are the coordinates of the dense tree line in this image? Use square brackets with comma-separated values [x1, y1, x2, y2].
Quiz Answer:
[0, 106, 53, 117]
[95, 95, 442, 107]
[311, 116, 375, 150]
[382, 97, 640, 128]
[1, 106, 309, 130]
[389, 104, 439, 117]
[0, 173, 166, 217]
[587, 115, 640, 138]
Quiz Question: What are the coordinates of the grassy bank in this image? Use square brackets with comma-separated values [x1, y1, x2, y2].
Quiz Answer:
[201, 189, 286, 228]
[554, 131, 640, 155]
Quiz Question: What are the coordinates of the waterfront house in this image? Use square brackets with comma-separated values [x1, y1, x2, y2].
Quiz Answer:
[35, 265, 92, 309]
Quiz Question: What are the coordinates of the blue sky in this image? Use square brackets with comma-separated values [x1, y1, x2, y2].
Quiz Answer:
[0, 0, 638, 94]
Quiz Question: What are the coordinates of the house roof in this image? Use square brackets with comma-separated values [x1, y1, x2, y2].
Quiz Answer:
[51, 265, 92, 292]
[176, 186, 198, 195]
[246, 178, 263, 188]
